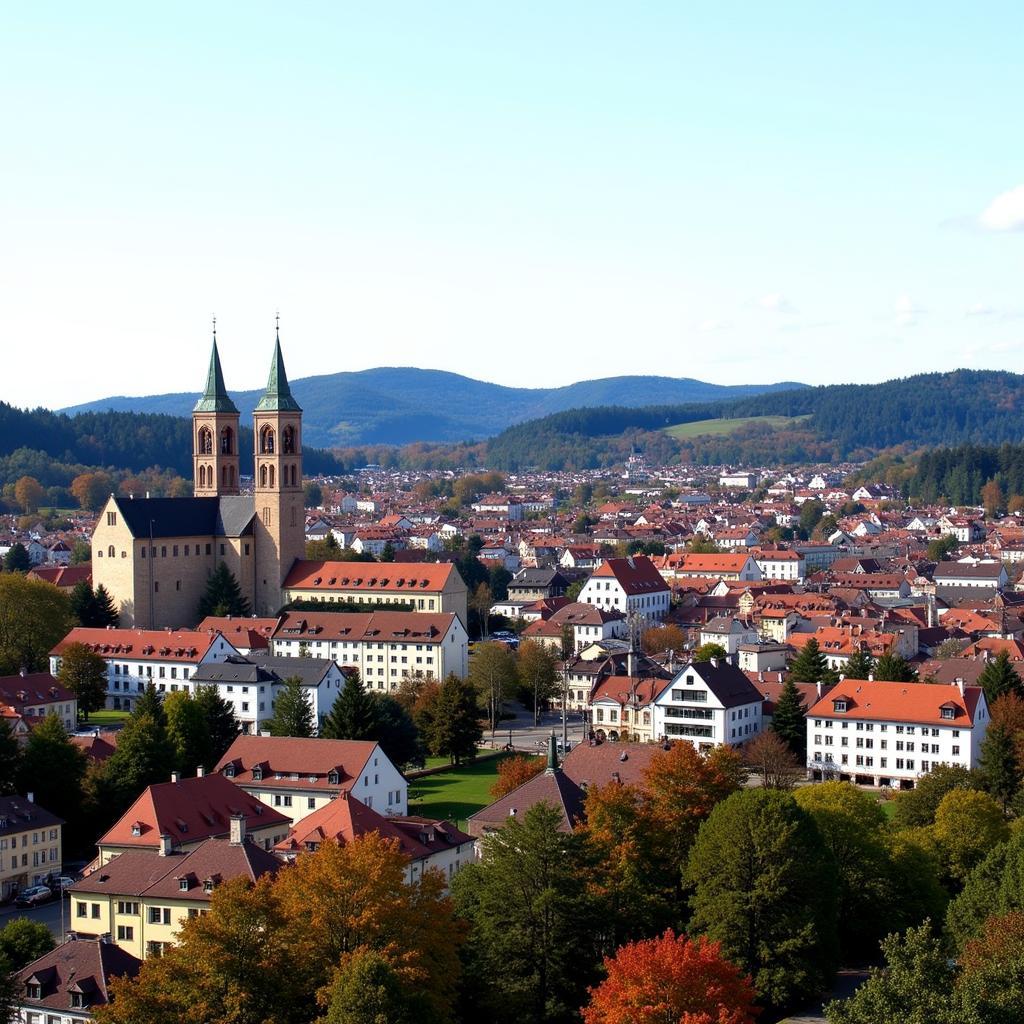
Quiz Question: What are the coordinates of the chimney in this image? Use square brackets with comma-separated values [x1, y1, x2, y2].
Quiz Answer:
[627, 648, 637, 679]
[26, 792, 34, 804]
[229, 814, 246, 846]
[158, 834, 173, 857]
[196, 766, 205, 778]
[816, 681, 822, 699]
[709, 657, 719, 669]
[170, 771, 180, 783]
[18, 667, 26, 678]
[867, 672, 874, 682]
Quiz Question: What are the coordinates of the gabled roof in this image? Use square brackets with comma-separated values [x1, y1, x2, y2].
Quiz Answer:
[807, 678, 984, 726]
[52, 628, 230, 664]
[560, 741, 664, 789]
[214, 735, 379, 792]
[282, 559, 460, 593]
[468, 765, 585, 833]
[109, 494, 254, 540]
[271, 610, 456, 645]
[665, 659, 764, 709]
[15, 939, 140, 1011]
[0, 673, 73, 707]
[590, 556, 670, 594]
[98, 774, 289, 851]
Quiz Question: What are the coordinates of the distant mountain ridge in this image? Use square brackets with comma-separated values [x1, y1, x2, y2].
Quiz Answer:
[61, 367, 807, 448]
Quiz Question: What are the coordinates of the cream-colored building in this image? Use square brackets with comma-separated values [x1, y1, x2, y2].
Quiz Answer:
[69, 824, 280, 960]
[281, 560, 468, 629]
[0, 795, 63, 900]
[91, 331, 306, 627]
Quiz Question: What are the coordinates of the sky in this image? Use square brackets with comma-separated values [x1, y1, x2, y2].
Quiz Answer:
[3, 2, 1024, 409]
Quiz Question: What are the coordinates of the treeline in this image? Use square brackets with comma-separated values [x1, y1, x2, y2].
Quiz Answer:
[908, 442, 1024, 506]
[0, 402, 348, 490]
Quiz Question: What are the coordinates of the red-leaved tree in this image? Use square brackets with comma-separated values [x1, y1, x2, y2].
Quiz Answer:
[490, 754, 545, 799]
[583, 929, 759, 1024]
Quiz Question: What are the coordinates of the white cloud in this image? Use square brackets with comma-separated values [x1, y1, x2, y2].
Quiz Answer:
[979, 183, 1024, 231]
[965, 303, 995, 317]
[894, 293, 924, 327]
[696, 318, 731, 333]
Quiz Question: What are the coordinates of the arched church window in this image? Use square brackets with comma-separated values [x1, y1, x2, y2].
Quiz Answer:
[198, 427, 213, 455]
[222, 466, 228, 487]
[269, 465, 276, 487]
[229, 465, 236, 487]
[260, 464, 268, 487]
[108, 545, 115, 558]
[260, 426, 275, 454]
[199, 465, 207, 488]
[282, 425, 296, 454]
[220, 427, 233, 455]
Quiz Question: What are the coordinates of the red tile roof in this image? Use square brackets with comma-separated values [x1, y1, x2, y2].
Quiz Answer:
[272, 610, 456, 644]
[214, 735, 379, 793]
[807, 679, 984, 727]
[15, 938, 140, 1012]
[590, 556, 669, 595]
[282, 560, 459, 593]
[51, 628, 227, 663]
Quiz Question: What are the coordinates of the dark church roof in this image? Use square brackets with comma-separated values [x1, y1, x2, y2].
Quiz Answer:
[113, 495, 254, 540]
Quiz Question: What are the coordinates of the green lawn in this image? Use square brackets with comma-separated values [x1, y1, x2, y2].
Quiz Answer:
[407, 754, 513, 828]
[83, 710, 130, 727]
[663, 414, 810, 440]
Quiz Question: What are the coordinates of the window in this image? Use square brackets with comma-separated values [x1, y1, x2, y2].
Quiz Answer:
[149, 907, 171, 925]
[117, 901, 138, 915]
[107, 511, 117, 526]
[116, 925, 134, 941]
[91, 903, 100, 919]
[76, 901, 87, 917]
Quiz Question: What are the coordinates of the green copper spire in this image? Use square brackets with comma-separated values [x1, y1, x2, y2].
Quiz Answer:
[193, 326, 239, 414]
[255, 320, 302, 413]
[546, 731, 559, 773]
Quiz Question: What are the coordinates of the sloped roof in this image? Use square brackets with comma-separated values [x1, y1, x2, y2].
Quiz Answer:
[590, 556, 669, 594]
[282, 559, 459, 593]
[15, 939, 141, 1011]
[468, 767, 585, 833]
[807, 679, 984, 726]
[111, 495, 254, 540]
[214, 735, 378, 792]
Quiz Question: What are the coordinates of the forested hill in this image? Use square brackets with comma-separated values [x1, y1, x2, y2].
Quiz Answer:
[0, 403, 346, 489]
[484, 370, 1024, 470]
[61, 367, 806, 447]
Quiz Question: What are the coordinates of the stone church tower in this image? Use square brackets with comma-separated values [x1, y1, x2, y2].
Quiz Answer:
[192, 331, 241, 497]
[253, 331, 305, 614]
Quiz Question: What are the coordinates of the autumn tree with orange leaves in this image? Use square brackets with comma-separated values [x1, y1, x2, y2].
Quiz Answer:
[490, 754, 545, 798]
[583, 929, 759, 1024]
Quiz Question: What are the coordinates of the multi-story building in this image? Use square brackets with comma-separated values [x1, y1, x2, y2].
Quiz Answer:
[281, 560, 468, 628]
[652, 552, 762, 583]
[805, 679, 990, 789]
[214, 735, 408, 822]
[49, 628, 240, 713]
[0, 672, 77, 733]
[68, 824, 280, 960]
[268, 610, 468, 689]
[578, 556, 671, 623]
[90, 331, 306, 626]
[651, 658, 764, 751]
[0, 795, 63, 900]
[95, 771, 291, 864]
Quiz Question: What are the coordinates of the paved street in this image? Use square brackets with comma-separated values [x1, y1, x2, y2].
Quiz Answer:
[0, 893, 70, 941]
[478, 702, 590, 755]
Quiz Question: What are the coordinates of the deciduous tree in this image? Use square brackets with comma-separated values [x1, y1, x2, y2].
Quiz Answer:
[490, 755, 544, 799]
[164, 691, 214, 776]
[686, 789, 839, 1011]
[467, 643, 516, 737]
[744, 728, 802, 789]
[932, 788, 1009, 883]
[13, 476, 44, 514]
[0, 918, 54, 970]
[890, 762, 981, 829]
[16, 715, 87, 838]
[691, 642, 727, 663]
[57, 642, 108, 720]
[516, 640, 559, 725]
[428, 674, 482, 764]
[0, 574, 72, 673]
[583, 930, 758, 1024]
[641, 625, 686, 655]
[2, 543, 30, 573]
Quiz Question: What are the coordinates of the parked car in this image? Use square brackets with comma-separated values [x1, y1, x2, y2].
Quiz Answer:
[15, 885, 53, 908]
[50, 876, 78, 892]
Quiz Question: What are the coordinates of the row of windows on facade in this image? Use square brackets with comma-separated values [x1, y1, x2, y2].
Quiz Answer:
[815, 753, 953, 771]
[594, 707, 653, 725]
[815, 737, 963, 755]
[98, 541, 249, 559]
[812, 719, 961, 735]
[195, 424, 297, 456]
[8, 848, 58, 870]
[295, 595, 439, 610]
[0, 829, 58, 849]
[198, 464, 237, 489]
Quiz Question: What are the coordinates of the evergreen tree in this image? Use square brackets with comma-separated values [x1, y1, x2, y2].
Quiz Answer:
[452, 803, 604, 1023]
[93, 584, 119, 627]
[979, 723, 1022, 813]
[686, 789, 839, 1012]
[267, 677, 315, 737]
[978, 650, 1024, 704]
[103, 711, 177, 805]
[194, 685, 239, 762]
[788, 637, 834, 684]
[56, 642, 108, 720]
[772, 677, 808, 759]
[429, 673, 482, 764]
[2, 544, 30, 574]
[321, 672, 378, 741]
[133, 684, 167, 728]
[874, 650, 917, 682]
[164, 692, 214, 776]
[15, 715, 87, 834]
[196, 562, 251, 619]
[0, 720, 20, 795]
[69, 580, 98, 626]
[369, 695, 425, 769]
[843, 648, 875, 679]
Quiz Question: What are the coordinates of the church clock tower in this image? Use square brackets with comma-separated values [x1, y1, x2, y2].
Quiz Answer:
[253, 326, 304, 615]
[193, 328, 240, 497]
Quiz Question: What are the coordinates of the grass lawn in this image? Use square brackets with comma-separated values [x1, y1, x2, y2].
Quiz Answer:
[407, 754, 514, 828]
[879, 799, 897, 818]
[663, 414, 810, 440]
[83, 710, 130, 727]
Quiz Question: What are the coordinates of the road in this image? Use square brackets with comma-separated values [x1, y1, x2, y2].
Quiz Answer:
[0, 892, 70, 941]
[478, 702, 590, 755]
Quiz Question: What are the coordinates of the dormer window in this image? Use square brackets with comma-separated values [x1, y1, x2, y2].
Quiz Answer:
[203, 879, 215, 893]
[940, 706, 955, 720]
[26, 983, 40, 1000]
[70, 991, 84, 1008]
[224, 764, 235, 778]
[130, 823, 142, 837]
[252, 767, 263, 782]
[833, 699, 848, 713]
[327, 771, 339, 785]
[178, 878, 189, 891]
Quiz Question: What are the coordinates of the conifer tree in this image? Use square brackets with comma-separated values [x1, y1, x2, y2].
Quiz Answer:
[772, 677, 808, 759]
[429, 673, 482, 764]
[93, 584, 119, 627]
[197, 562, 251, 619]
[978, 650, 1024, 704]
[0, 720, 20, 796]
[321, 672, 378, 741]
[874, 650, 917, 682]
[843, 648, 875, 679]
[267, 676, 315, 737]
[979, 723, 1022, 813]
[134, 684, 167, 727]
[194, 685, 239, 762]
[788, 638, 834, 684]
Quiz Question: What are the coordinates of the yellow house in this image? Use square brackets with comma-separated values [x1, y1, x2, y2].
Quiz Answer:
[0, 795, 63, 900]
[69, 823, 280, 959]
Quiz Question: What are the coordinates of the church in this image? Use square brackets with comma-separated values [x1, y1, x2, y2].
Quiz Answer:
[91, 331, 306, 628]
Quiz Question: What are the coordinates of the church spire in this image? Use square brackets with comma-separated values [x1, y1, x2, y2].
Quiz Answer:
[194, 326, 239, 413]
[255, 318, 302, 412]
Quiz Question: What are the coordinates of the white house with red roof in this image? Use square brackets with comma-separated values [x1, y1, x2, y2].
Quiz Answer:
[579, 556, 671, 623]
[652, 552, 762, 583]
[49, 628, 240, 713]
[751, 548, 805, 582]
[805, 678, 990, 789]
[214, 734, 407, 823]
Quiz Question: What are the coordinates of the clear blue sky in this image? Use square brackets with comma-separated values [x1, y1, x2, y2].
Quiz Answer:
[3, 2, 1024, 408]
